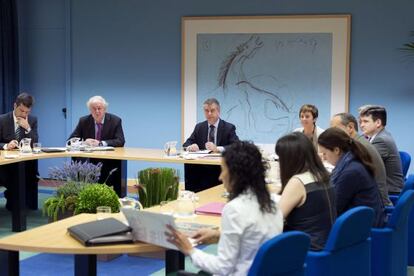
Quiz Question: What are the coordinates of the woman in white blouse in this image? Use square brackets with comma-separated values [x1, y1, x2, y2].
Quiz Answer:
[166, 141, 284, 275]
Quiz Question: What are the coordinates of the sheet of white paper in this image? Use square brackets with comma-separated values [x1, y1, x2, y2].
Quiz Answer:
[122, 209, 179, 250]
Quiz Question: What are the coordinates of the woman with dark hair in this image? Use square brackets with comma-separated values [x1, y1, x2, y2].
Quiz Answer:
[166, 141, 283, 275]
[318, 127, 385, 227]
[294, 104, 324, 149]
[276, 132, 335, 251]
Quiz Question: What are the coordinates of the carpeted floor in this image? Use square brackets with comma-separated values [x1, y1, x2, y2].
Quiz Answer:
[0, 187, 216, 276]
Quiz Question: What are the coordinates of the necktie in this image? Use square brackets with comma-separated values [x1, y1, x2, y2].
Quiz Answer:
[15, 126, 23, 141]
[208, 125, 215, 143]
[96, 123, 103, 140]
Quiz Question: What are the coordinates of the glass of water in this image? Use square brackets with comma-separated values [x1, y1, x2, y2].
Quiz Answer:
[33, 142, 42, 154]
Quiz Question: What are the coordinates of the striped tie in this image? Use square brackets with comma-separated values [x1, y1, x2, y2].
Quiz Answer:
[15, 126, 23, 141]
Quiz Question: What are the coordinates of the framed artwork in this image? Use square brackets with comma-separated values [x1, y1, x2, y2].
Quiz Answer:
[182, 15, 350, 143]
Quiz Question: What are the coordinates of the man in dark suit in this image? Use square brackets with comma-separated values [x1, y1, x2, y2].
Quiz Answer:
[68, 95, 125, 195]
[183, 98, 239, 192]
[359, 105, 404, 194]
[0, 92, 39, 210]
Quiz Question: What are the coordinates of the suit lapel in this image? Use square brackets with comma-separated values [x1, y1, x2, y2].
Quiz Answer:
[216, 120, 223, 146]
[101, 114, 110, 140]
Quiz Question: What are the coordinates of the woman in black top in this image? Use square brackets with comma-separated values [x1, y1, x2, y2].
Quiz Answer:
[276, 132, 336, 250]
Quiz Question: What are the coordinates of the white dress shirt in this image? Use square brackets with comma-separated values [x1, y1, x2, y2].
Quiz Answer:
[190, 190, 284, 275]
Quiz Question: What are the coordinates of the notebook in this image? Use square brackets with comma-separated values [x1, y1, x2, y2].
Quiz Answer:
[67, 218, 133, 246]
[195, 202, 225, 216]
[41, 147, 67, 153]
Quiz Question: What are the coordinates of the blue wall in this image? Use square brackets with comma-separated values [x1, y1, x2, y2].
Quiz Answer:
[17, 0, 414, 178]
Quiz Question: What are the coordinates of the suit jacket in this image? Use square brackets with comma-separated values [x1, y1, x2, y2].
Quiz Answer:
[69, 113, 125, 147]
[356, 135, 391, 205]
[183, 119, 239, 150]
[0, 111, 38, 149]
[371, 129, 404, 193]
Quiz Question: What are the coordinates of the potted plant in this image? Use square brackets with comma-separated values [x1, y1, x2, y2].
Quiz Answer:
[74, 183, 120, 214]
[136, 167, 179, 208]
[42, 160, 102, 221]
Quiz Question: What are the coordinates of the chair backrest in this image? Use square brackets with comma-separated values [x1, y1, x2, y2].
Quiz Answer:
[324, 206, 374, 251]
[371, 190, 414, 276]
[401, 174, 414, 195]
[400, 151, 411, 178]
[305, 207, 374, 276]
[248, 231, 310, 276]
[387, 189, 414, 230]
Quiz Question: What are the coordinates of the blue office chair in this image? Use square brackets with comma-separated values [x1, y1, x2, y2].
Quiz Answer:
[383, 174, 414, 266]
[305, 206, 374, 276]
[400, 151, 411, 179]
[248, 231, 310, 276]
[371, 190, 414, 276]
[388, 174, 414, 207]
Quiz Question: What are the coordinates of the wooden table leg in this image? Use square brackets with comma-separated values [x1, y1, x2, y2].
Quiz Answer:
[74, 254, 96, 276]
[165, 250, 185, 273]
[0, 250, 19, 276]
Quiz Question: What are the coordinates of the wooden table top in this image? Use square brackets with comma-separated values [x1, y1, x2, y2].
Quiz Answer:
[0, 147, 221, 165]
[0, 185, 226, 255]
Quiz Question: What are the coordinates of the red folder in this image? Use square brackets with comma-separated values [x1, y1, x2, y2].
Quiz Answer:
[195, 202, 225, 216]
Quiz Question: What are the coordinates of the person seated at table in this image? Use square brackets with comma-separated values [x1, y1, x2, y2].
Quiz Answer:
[294, 104, 324, 149]
[0, 92, 39, 210]
[276, 132, 335, 251]
[68, 95, 125, 195]
[183, 98, 239, 192]
[165, 141, 283, 275]
[318, 127, 386, 227]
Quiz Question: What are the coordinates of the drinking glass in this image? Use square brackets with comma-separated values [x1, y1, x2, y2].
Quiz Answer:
[33, 142, 42, 154]
[96, 206, 111, 220]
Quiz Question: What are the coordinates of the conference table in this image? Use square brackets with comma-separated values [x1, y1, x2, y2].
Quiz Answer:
[0, 185, 226, 276]
[0, 147, 221, 232]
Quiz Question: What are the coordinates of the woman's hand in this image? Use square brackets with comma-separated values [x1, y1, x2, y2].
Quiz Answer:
[165, 224, 194, 255]
[191, 228, 220, 244]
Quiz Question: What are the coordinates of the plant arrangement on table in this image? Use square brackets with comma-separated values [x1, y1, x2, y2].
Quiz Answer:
[42, 160, 117, 221]
[136, 167, 179, 208]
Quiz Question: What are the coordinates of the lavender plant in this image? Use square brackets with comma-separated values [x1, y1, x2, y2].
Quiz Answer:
[43, 160, 103, 221]
[48, 160, 102, 184]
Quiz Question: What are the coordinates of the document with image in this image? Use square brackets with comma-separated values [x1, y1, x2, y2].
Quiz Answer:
[122, 209, 178, 250]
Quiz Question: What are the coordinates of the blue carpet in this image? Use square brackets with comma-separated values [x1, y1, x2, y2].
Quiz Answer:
[20, 253, 165, 276]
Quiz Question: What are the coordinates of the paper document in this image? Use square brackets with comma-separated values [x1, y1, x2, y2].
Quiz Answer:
[122, 209, 183, 250]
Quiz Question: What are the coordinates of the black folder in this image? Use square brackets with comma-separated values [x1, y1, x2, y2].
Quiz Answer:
[67, 218, 133, 246]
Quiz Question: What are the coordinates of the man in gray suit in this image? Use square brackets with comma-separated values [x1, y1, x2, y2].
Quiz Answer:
[331, 113, 391, 206]
[359, 106, 404, 194]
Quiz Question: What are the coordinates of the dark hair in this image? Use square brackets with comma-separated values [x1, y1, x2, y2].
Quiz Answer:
[299, 104, 318, 119]
[203, 98, 220, 109]
[15, 92, 34, 108]
[334, 112, 359, 132]
[275, 132, 330, 191]
[318, 127, 376, 176]
[359, 105, 387, 126]
[223, 141, 275, 213]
